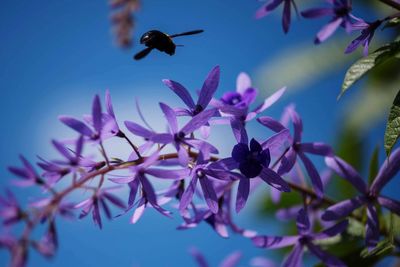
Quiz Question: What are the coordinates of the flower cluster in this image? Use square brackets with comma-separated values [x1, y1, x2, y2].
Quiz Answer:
[1, 66, 399, 267]
[255, 0, 400, 56]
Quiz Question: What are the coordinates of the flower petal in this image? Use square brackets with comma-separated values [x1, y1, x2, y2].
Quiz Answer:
[370, 148, 400, 194]
[181, 109, 216, 135]
[377, 196, 400, 215]
[162, 79, 195, 109]
[259, 168, 291, 192]
[298, 152, 324, 198]
[252, 235, 299, 249]
[322, 197, 364, 221]
[236, 178, 250, 213]
[179, 176, 198, 212]
[199, 177, 219, 213]
[325, 156, 367, 194]
[160, 102, 178, 133]
[236, 72, 252, 95]
[59, 116, 93, 136]
[307, 242, 346, 267]
[197, 66, 220, 109]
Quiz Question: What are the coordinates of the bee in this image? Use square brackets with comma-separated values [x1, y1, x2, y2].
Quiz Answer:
[133, 29, 204, 60]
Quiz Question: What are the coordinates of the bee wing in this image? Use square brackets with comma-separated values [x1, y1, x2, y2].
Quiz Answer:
[169, 30, 204, 38]
[133, 47, 153, 60]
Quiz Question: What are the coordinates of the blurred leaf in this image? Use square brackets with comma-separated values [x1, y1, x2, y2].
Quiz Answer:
[347, 218, 364, 237]
[384, 89, 400, 156]
[339, 41, 400, 98]
[360, 239, 394, 258]
[368, 146, 379, 185]
[383, 17, 400, 30]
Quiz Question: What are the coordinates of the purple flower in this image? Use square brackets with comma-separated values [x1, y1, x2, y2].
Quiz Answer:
[213, 76, 286, 144]
[0, 190, 23, 226]
[255, 0, 299, 33]
[162, 66, 220, 116]
[252, 208, 347, 267]
[8, 156, 46, 188]
[111, 152, 188, 223]
[178, 182, 257, 238]
[179, 153, 240, 214]
[219, 138, 290, 212]
[276, 170, 334, 228]
[59, 94, 113, 142]
[212, 72, 257, 110]
[258, 106, 333, 198]
[31, 221, 58, 258]
[345, 17, 382, 56]
[323, 148, 400, 248]
[301, 0, 353, 44]
[37, 136, 92, 185]
[190, 247, 242, 267]
[75, 187, 126, 229]
[150, 103, 218, 166]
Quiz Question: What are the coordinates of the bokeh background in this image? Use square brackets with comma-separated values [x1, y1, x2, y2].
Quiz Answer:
[0, 0, 399, 266]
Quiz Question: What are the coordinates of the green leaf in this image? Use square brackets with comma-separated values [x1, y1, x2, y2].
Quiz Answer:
[339, 41, 400, 99]
[347, 218, 364, 237]
[384, 89, 400, 156]
[368, 146, 379, 185]
[383, 17, 400, 30]
[360, 239, 395, 258]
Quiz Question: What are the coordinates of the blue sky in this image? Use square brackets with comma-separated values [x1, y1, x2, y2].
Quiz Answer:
[0, 1, 397, 266]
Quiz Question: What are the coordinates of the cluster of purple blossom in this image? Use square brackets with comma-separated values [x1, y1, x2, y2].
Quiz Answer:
[1, 66, 400, 267]
[255, 0, 400, 56]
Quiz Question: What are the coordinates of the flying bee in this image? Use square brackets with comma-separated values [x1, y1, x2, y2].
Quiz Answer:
[133, 29, 204, 60]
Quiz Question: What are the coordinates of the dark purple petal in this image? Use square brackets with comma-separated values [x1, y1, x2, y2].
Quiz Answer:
[162, 79, 195, 109]
[289, 107, 302, 143]
[255, 0, 284, 19]
[366, 204, 379, 248]
[236, 178, 250, 213]
[298, 153, 324, 198]
[262, 129, 291, 152]
[277, 147, 297, 175]
[92, 95, 102, 133]
[231, 119, 248, 144]
[146, 168, 189, 179]
[325, 156, 367, 194]
[315, 17, 343, 44]
[189, 247, 209, 267]
[377, 196, 400, 215]
[257, 116, 287, 132]
[102, 193, 126, 209]
[370, 148, 400, 194]
[259, 168, 291, 192]
[297, 142, 333, 156]
[92, 200, 102, 229]
[52, 140, 74, 162]
[252, 235, 299, 249]
[296, 208, 310, 235]
[276, 205, 301, 221]
[184, 139, 219, 154]
[282, 243, 304, 267]
[209, 157, 239, 171]
[150, 133, 174, 144]
[128, 179, 140, 206]
[160, 102, 178, 133]
[179, 176, 198, 212]
[59, 116, 93, 136]
[301, 8, 334, 18]
[322, 197, 364, 221]
[345, 32, 367, 54]
[282, 0, 291, 33]
[139, 175, 157, 205]
[124, 121, 153, 138]
[178, 146, 189, 167]
[314, 220, 349, 240]
[197, 66, 220, 109]
[306, 242, 346, 267]
[232, 143, 249, 163]
[181, 109, 216, 135]
[199, 177, 219, 213]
